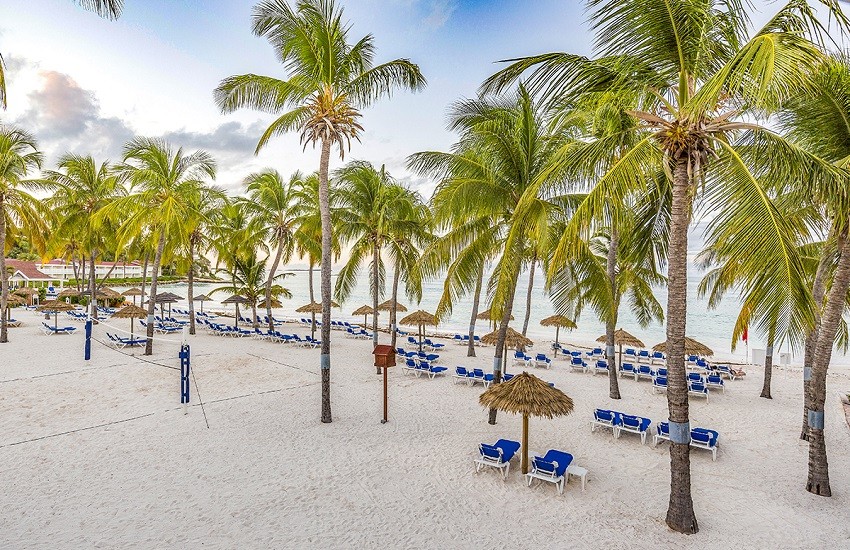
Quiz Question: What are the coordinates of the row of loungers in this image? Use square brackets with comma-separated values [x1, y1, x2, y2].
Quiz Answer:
[105, 332, 147, 348]
[452, 334, 482, 346]
[474, 439, 583, 494]
[139, 320, 182, 334]
[407, 336, 445, 351]
[402, 359, 448, 379]
[40, 322, 77, 335]
[514, 352, 552, 369]
[592, 409, 720, 460]
[345, 327, 373, 339]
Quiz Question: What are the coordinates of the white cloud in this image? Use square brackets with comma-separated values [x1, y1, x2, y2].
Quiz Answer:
[422, 0, 458, 30]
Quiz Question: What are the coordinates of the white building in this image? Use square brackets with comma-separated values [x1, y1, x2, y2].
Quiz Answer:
[37, 259, 156, 280]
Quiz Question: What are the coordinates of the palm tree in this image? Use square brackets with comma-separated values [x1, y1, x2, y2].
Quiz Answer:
[244, 169, 306, 332]
[482, 0, 846, 532]
[1, 1, 122, 109]
[103, 137, 216, 355]
[333, 161, 421, 370]
[46, 154, 127, 319]
[0, 126, 48, 343]
[215, 0, 425, 423]
[183, 185, 227, 335]
[213, 252, 292, 328]
[410, 86, 569, 424]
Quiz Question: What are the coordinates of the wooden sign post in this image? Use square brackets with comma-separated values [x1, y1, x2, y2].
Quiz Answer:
[372, 344, 396, 423]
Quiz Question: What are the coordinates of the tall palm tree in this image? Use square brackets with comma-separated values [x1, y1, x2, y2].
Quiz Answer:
[244, 169, 306, 332]
[482, 0, 846, 532]
[333, 161, 420, 361]
[410, 86, 569, 424]
[183, 185, 227, 335]
[46, 154, 127, 319]
[0, 1, 122, 109]
[213, 252, 292, 328]
[103, 137, 216, 355]
[215, 0, 425, 423]
[0, 126, 48, 343]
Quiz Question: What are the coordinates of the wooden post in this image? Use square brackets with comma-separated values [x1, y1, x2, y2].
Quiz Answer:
[382, 367, 388, 424]
[522, 413, 529, 474]
[555, 326, 560, 356]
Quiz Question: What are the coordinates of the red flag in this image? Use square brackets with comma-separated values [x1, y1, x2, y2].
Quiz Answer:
[742, 326, 748, 343]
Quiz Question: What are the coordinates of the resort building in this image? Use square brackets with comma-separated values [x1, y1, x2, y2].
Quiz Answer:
[35, 259, 155, 280]
[5, 259, 55, 287]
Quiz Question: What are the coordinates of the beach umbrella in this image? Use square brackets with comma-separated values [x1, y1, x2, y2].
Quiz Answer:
[122, 287, 144, 306]
[257, 297, 282, 309]
[479, 371, 574, 474]
[477, 307, 515, 330]
[481, 327, 534, 375]
[5, 295, 25, 317]
[352, 304, 374, 327]
[111, 304, 148, 339]
[596, 328, 645, 366]
[13, 286, 37, 305]
[37, 300, 76, 329]
[377, 299, 407, 329]
[399, 310, 438, 352]
[192, 293, 212, 314]
[150, 292, 182, 319]
[297, 301, 340, 339]
[652, 336, 714, 357]
[57, 288, 80, 299]
[540, 315, 577, 356]
[221, 294, 251, 328]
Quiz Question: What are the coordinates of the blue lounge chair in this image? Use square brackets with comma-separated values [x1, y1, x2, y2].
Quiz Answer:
[635, 365, 655, 381]
[586, 347, 603, 358]
[619, 362, 637, 377]
[534, 354, 552, 369]
[651, 351, 666, 365]
[593, 360, 609, 376]
[474, 439, 521, 479]
[617, 414, 652, 444]
[637, 350, 651, 363]
[690, 428, 720, 460]
[652, 376, 668, 393]
[706, 373, 725, 393]
[403, 358, 419, 376]
[653, 421, 670, 447]
[570, 357, 588, 373]
[526, 449, 573, 494]
[591, 409, 621, 435]
[687, 372, 704, 383]
[688, 380, 709, 401]
[655, 368, 668, 377]
[453, 366, 474, 384]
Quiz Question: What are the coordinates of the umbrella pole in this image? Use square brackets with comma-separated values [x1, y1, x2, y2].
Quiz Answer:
[522, 414, 529, 474]
[235, 304, 239, 329]
[555, 326, 560, 356]
[418, 323, 423, 353]
[131, 317, 134, 339]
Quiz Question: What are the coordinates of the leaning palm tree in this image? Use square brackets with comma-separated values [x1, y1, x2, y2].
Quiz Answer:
[244, 169, 306, 332]
[410, 85, 570, 425]
[215, 0, 425, 423]
[213, 252, 292, 329]
[482, 0, 847, 532]
[45, 154, 127, 320]
[103, 137, 217, 355]
[0, 126, 49, 343]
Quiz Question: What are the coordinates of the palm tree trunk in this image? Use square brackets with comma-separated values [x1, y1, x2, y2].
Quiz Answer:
[664, 156, 698, 534]
[144, 231, 167, 356]
[606, 227, 621, 400]
[318, 138, 333, 423]
[252, 302, 259, 330]
[801, 237, 831, 439]
[89, 252, 97, 320]
[488, 266, 520, 425]
[521, 255, 536, 336]
[71, 255, 81, 293]
[77, 255, 85, 294]
[806, 228, 850, 496]
[0, 199, 8, 343]
[308, 259, 316, 340]
[760, 324, 775, 399]
[266, 238, 284, 333]
[468, 262, 484, 357]
[188, 237, 196, 336]
[372, 242, 380, 374]
[140, 252, 149, 304]
[390, 265, 400, 349]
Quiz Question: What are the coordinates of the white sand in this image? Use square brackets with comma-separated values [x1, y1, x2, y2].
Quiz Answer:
[1, 312, 849, 549]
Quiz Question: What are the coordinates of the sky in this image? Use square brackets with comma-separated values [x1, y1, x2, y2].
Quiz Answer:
[0, 1, 842, 199]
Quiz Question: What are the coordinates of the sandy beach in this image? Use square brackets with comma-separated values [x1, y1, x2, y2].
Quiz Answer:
[1, 311, 849, 549]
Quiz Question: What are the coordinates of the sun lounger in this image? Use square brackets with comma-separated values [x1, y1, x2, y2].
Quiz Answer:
[534, 354, 552, 368]
[688, 380, 709, 401]
[687, 372, 704, 383]
[690, 428, 720, 460]
[655, 367, 667, 377]
[706, 373, 725, 393]
[637, 350, 651, 363]
[474, 439, 521, 479]
[569, 357, 588, 373]
[617, 414, 652, 444]
[593, 360, 609, 375]
[591, 409, 621, 435]
[652, 376, 668, 393]
[653, 421, 670, 446]
[620, 362, 636, 377]
[526, 449, 573, 494]
[41, 322, 76, 335]
[454, 366, 475, 384]
[635, 365, 655, 381]
[651, 351, 666, 365]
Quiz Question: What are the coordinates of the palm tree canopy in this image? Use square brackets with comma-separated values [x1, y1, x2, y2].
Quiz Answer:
[479, 371, 574, 419]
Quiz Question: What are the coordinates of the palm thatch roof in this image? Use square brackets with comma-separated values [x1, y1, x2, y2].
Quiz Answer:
[257, 298, 282, 309]
[12, 287, 38, 295]
[476, 308, 514, 321]
[377, 299, 407, 312]
[653, 336, 714, 357]
[400, 310, 438, 326]
[352, 304, 374, 316]
[37, 300, 76, 312]
[98, 287, 123, 299]
[221, 294, 251, 305]
[111, 304, 148, 319]
[479, 372, 574, 419]
[296, 300, 340, 313]
[597, 328, 645, 348]
[121, 288, 144, 297]
[5, 294, 26, 305]
[192, 294, 213, 301]
[540, 315, 577, 329]
[57, 289, 80, 298]
[480, 327, 533, 348]
[156, 292, 184, 302]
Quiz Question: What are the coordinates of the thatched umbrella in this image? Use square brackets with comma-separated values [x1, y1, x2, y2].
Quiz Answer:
[13, 286, 38, 306]
[122, 287, 144, 306]
[597, 328, 645, 366]
[377, 299, 407, 329]
[540, 315, 577, 356]
[352, 304, 374, 327]
[479, 371, 574, 474]
[481, 327, 534, 374]
[399, 309, 438, 352]
[192, 293, 212, 314]
[257, 297, 282, 309]
[477, 307, 514, 330]
[146, 292, 180, 319]
[112, 304, 148, 339]
[652, 336, 714, 357]
[37, 300, 77, 329]
[297, 300, 340, 339]
[221, 294, 251, 328]
[57, 288, 80, 299]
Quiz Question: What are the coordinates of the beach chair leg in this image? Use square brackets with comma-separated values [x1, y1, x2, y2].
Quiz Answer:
[503, 463, 509, 480]
[712, 448, 717, 461]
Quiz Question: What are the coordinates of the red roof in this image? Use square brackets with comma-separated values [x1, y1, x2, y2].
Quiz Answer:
[4, 259, 52, 280]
